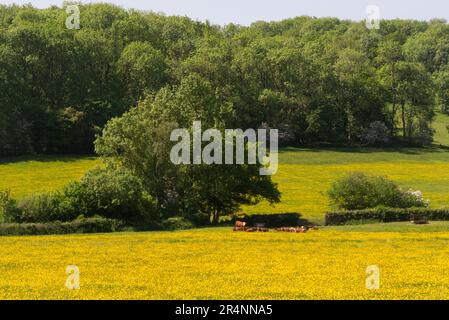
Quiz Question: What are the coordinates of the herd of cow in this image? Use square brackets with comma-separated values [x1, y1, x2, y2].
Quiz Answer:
[233, 221, 318, 233]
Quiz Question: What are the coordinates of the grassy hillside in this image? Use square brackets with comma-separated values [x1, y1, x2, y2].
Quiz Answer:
[1, 225, 448, 299]
[433, 113, 449, 146]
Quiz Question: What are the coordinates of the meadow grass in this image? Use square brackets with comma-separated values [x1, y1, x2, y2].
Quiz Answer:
[0, 155, 102, 199]
[247, 147, 449, 224]
[433, 112, 449, 146]
[1, 225, 449, 299]
[2, 148, 449, 224]
[327, 221, 449, 232]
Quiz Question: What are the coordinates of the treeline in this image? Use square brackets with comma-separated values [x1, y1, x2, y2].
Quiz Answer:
[1, 3, 449, 156]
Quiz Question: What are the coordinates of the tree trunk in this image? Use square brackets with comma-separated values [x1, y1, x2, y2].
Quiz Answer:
[212, 211, 219, 225]
[401, 103, 406, 139]
[407, 110, 414, 139]
[391, 104, 397, 133]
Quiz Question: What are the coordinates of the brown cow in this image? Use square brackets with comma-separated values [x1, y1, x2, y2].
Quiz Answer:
[233, 220, 247, 231]
[235, 221, 246, 228]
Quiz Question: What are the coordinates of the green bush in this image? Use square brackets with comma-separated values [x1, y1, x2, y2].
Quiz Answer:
[6, 168, 162, 227]
[0, 217, 124, 236]
[5, 191, 82, 223]
[161, 217, 195, 230]
[236, 213, 305, 227]
[0, 190, 19, 223]
[325, 207, 449, 226]
[62, 167, 160, 225]
[189, 212, 211, 226]
[12, 193, 65, 223]
[327, 172, 428, 210]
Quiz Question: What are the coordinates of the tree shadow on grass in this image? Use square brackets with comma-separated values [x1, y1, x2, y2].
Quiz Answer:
[232, 212, 317, 227]
[278, 145, 449, 156]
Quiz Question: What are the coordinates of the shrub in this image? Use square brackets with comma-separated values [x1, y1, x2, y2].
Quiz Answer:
[325, 207, 449, 226]
[62, 167, 161, 225]
[0, 217, 124, 236]
[13, 193, 66, 223]
[327, 172, 428, 210]
[189, 212, 211, 226]
[4, 168, 162, 228]
[361, 121, 390, 145]
[0, 190, 19, 223]
[161, 217, 194, 230]
[413, 121, 434, 146]
[401, 190, 430, 208]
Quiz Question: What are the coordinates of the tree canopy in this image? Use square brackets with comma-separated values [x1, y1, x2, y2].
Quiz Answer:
[0, 4, 446, 156]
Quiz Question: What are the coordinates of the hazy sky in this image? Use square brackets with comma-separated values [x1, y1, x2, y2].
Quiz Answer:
[2, 0, 449, 25]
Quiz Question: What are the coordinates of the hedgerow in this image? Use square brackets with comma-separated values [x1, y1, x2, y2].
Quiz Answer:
[325, 207, 449, 225]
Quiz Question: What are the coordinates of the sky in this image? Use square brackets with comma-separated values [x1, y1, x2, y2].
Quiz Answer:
[1, 0, 449, 25]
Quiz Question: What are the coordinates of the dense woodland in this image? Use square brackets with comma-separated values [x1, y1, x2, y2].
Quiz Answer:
[1, 3, 449, 156]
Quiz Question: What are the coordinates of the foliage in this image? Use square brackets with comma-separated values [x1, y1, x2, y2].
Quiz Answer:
[12, 193, 64, 223]
[95, 82, 281, 224]
[433, 66, 449, 114]
[0, 216, 124, 236]
[0, 5, 445, 156]
[60, 167, 160, 226]
[117, 41, 167, 103]
[360, 121, 390, 145]
[161, 217, 195, 231]
[3, 167, 161, 227]
[377, 61, 435, 143]
[0, 190, 18, 223]
[327, 172, 429, 210]
[325, 207, 449, 226]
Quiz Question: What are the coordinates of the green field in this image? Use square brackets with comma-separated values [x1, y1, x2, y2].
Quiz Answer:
[2, 148, 449, 224]
[433, 113, 449, 146]
[0, 155, 101, 199]
[250, 147, 449, 223]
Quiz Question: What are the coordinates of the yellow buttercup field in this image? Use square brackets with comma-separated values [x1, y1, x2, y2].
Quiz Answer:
[0, 156, 101, 199]
[1, 225, 449, 300]
[2, 148, 449, 299]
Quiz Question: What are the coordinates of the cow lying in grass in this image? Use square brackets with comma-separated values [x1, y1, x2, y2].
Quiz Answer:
[233, 221, 268, 232]
[246, 227, 269, 232]
[233, 220, 317, 233]
[275, 226, 309, 233]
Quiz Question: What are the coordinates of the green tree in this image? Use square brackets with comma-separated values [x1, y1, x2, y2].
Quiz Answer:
[117, 41, 167, 104]
[378, 58, 434, 143]
[95, 77, 280, 224]
[433, 65, 449, 114]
